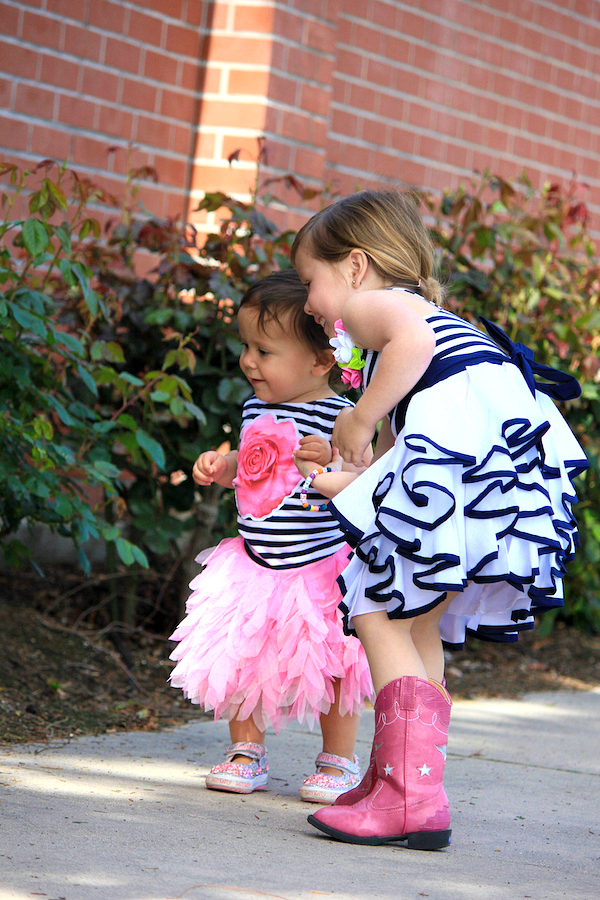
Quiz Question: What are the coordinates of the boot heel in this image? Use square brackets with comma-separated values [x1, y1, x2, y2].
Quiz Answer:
[405, 829, 452, 851]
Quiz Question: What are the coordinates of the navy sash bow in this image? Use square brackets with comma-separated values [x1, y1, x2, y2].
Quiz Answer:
[480, 317, 582, 402]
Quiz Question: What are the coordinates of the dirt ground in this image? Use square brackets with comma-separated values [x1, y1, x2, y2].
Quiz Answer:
[1, 565, 599, 746]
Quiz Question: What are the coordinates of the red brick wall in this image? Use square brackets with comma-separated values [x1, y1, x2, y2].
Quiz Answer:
[1, 0, 599, 236]
[0, 0, 212, 218]
[323, 0, 600, 210]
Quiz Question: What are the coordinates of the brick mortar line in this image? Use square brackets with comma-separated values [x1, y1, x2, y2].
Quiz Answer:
[329, 98, 600, 144]
[4, 72, 202, 129]
[335, 40, 600, 100]
[332, 63, 600, 119]
[349, 0, 600, 45]
[327, 148, 600, 192]
[0, 31, 205, 78]
[2, 0, 208, 31]
[2, 112, 191, 162]
[327, 132, 600, 176]
[209, 28, 337, 62]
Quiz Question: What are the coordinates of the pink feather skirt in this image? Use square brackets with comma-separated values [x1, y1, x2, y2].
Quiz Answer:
[169, 536, 373, 733]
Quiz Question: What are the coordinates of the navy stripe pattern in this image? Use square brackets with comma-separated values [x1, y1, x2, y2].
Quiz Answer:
[237, 396, 353, 568]
[363, 307, 512, 436]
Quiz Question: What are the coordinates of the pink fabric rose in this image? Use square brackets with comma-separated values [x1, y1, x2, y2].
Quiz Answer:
[234, 414, 301, 519]
[341, 367, 363, 389]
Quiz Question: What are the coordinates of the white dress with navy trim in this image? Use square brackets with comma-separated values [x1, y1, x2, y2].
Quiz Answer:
[330, 295, 588, 649]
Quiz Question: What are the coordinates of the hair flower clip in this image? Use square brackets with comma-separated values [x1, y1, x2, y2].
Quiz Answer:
[330, 319, 365, 389]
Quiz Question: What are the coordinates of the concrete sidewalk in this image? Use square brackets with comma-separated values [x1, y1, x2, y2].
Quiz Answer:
[1, 689, 599, 900]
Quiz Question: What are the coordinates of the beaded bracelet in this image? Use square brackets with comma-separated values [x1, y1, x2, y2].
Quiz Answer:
[300, 466, 334, 511]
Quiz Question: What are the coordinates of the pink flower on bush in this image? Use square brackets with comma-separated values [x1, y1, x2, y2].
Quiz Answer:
[234, 414, 301, 519]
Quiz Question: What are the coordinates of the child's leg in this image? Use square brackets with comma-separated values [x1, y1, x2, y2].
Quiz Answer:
[318, 678, 361, 774]
[410, 592, 458, 683]
[353, 595, 457, 691]
[353, 611, 426, 692]
[206, 711, 269, 794]
[308, 600, 458, 844]
[299, 679, 362, 803]
[228, 712, 266, 764]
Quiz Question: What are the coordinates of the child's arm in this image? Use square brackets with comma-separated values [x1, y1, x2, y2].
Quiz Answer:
[372, 415, 395, 462]
[295, 428, 373, 499]
[294, 448, 359, 498]
[333, 292, 435, 466]
[192, 449, 239, 489]
[295, 415, 374, 477]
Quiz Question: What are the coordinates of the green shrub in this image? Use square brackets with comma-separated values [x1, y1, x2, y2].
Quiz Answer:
[0, 160, 148, 573]
[0, 151, 300, 623]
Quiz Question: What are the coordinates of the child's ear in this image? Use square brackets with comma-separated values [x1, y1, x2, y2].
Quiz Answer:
[313, 348, 336, 376]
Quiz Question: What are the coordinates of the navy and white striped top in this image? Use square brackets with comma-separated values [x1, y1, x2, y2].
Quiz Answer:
[362, 301, 510, 437]
[235, 395, 353, 569]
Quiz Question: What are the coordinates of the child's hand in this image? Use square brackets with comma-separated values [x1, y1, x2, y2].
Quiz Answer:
[294, 446, 343, 479]
[332, 408, 374, 468]
[295, 435, 332, 467]
[293, 454, 316, 479]
[192, 450, 228, 486]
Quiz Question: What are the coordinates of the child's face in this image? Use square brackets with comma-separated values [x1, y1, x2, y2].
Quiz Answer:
[294, 246, 352, 337]
[237, 305, 333, 404]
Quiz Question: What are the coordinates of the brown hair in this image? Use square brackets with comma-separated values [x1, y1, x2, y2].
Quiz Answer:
[239, 269, 343, 389]
[290, 188, 444, 305]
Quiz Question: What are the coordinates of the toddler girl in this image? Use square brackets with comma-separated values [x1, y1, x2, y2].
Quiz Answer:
[169, 270, 373, 803]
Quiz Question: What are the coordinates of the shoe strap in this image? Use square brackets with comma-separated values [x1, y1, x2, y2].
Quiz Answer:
[315, 752, 360, 778]
[225, 742, 267, 764]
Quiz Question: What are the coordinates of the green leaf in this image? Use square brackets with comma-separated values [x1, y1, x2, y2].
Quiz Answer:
[145, 308, 173, 325]
[10, 303, 47, 337]
[182, 400, 207, 423]
[77, 546, 91, 576]
[53, 494, 73, 517]
[115, 537, 134, 566]
[22, 219, 49, 256]
[150, 390, 171, 403]
[119, 372, 144, 387]
[131, 544, 149, 568]
[136, 429, 166, 470]
[93, 460, 121, 479]
[58, 258, 78, 286]
[114, 413, 138, 431]
[52, 327, 84, 355]
[46, 180, 67, 209]
[54, 224, 72, 254]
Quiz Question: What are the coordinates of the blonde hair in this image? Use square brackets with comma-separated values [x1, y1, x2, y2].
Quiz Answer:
[291, 189, 444, 306]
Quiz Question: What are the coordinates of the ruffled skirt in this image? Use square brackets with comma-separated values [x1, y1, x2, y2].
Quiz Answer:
[169, 537, 373, 732]
[331, 362, 588, 648]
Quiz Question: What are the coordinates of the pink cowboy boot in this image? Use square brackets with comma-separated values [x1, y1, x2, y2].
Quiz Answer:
[333, 676, 448, 809]
[308, 676, 452, 849]
[332, 744, 375, 806]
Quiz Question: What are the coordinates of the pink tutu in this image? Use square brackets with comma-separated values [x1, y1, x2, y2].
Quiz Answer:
[169, 537, 373, 732]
